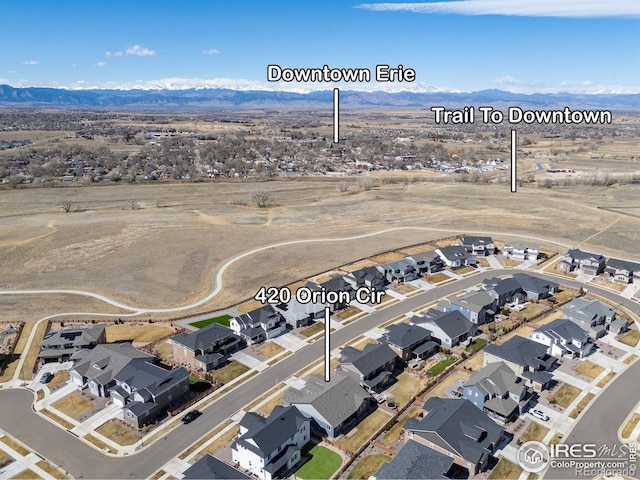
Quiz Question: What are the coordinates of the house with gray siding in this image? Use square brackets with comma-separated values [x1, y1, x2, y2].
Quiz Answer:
[339, 342, 400, 392]
[230, 305, 287, 345]
[410, 310, 477, 348]
[556, 248, 605, 275]
[39, 324, 107, 363]
[283, 372, 375, 439]
[530, 318, 594, 359]
[439, 290, 496, 325]
[407, 251, 444, 275]
[374, 439, 458, 479]
[604, 258, 640, 284]
[459, 236, 495, 256]
[170, 323, 244, 372]
[435, 245, 476, 268]
[382, 323, 437, 362]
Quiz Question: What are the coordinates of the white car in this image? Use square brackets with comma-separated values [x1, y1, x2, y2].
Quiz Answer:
[531, 409, 550, 421]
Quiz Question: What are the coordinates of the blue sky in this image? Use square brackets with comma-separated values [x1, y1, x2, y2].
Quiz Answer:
[1, 0, 638, 93]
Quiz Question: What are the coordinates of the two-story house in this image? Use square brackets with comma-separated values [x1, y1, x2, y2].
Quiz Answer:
[378, 258, 420, 283]
[556, 248, 606, 276]
[503, 241, 539, 261]
[439, 290, 496, 325]
[459, 236, 496, 256]
[410, 310, 477, 348]
[382, 323, 438, 362]
[230, 305, 287, 345]
[338, 342, 400, 392]
[39, 324, 107, 363]
[407, 250, 444, 275]
[463, 362, 532, 424]
[343, 266, 387, 291]
[232, 406, 310, 480]
[530, 318, 593, 358]
[435, 245, 477, 268]
[110, 359, 190, 427]
[604, 257, 640, 284]
[170, 323, 244, 372]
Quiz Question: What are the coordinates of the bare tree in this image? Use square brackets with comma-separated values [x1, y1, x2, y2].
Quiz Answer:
[58, 200, 73, 213]
[6, 176, 19, 189]
[337, 180, 349, 192]
[252, 190, 273, 208]
[356, 176, 376, 191]
[127, 199, 138, 210]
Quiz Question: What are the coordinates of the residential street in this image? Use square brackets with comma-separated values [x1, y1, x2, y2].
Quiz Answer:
[0, 268, 638, 479]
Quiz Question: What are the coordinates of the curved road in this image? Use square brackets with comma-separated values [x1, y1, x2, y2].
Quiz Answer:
[1, 269, 639, 479]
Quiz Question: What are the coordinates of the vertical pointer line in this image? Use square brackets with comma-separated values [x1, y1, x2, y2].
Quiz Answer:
[324, 307, 331, 382]
[511, 129, 517, 193]
[333, 88, 339, 143]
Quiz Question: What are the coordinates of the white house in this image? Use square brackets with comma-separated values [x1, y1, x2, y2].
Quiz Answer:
[232, 406, 309, 480]
[530, 318, 593, 358]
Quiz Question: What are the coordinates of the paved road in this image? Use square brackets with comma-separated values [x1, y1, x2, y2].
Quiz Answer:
[1, 269, 638, 479]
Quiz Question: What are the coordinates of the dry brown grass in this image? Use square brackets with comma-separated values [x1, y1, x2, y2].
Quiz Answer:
[394, 284, 416, 294]
[426, 273, 450, 284]
[52, 393, 93, 419]
[549, 433, 564, 445]
[200, 426, 238, 456]
[574, 361, 605, 379]
[300, 322, 324, 337]
[619, 330, 640, 347]
[520, 422, 550, 443]
[591, 278, 627, 292]
[237, 299, 266, 313]
[257, 342, 285, 358]
[510, 303, 550, 321]
[257, 388, 291, 416]
[36, 390, 45, 402]
[178, 419, 233, 459]
[570, 392, 595, 419]
[621, 413, 640, 439]
[336, 410, 391, 453]
[369, 252, 406, 264]
[624, 354, 638, 364]
[387, 373, 425, 409]
[95, 420, 140, 446]
[554, 288, 579, 304]
[461, 352, 484, 371]
[11, 468, 42, 480]
[35, 460, 69, 479]
[47, 370, 70, 388]
[341, 260, 377, 272]
[210, 361, 250, 385]
[0, 323, 33, 382]
[21, 321, 50, 380]
[0, 437, 30, 456]
[83, 434, 117, 454]
[105, 324, 174, 344]
[352, 337, 379, 350]
[153, 340, 173, 357]
[335, 306, 363, 320]
[382, 406, 422, 444]
[549, 383, 581, 408]
[596, 371, 616, 387]
[40, 409, 74, 430]
[488, 459, 522, 480]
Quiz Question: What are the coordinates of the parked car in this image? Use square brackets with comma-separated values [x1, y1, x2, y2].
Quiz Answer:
[182, 410, 202, 424]
[39, 372, 53, 384]
[531, 409, 550, 421]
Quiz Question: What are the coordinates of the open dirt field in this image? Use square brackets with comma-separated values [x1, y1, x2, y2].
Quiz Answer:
[1, 179, 640, 324]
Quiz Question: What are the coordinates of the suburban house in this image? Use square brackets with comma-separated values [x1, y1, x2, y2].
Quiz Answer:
[503, 241, 539, 261]
[382, 323, 438, 362]
[463, 362, 532, 424]
[404, 397, 506, 474]
[110, 359, 189, 427]
[481, 277, 525, 309]
[304, 276, 355, 312]
[410, 310, 478, 348]
[378, 258, 420, 283]
[604, 257, 640, 284]
[70, 342, 153, 397]
[564, 297, 617, 338]
[282, 372, 375, 439]
[374, 439, 459, 480]
[483, 336, 557, 392]
[407, 250, 444, 275]
[183, 455, 251, 480]
[230, 305, 287, 345]
[530, 318, 594, 359]
[556, 248, 606, 275]
[274, 298, 325, 329]
[459, 236, 496, 256]
[343, 266, 387, 291]
[439, 290, 496, 325]
[435, 245, 477, 268]
[338, 342, 401, 392]
[512, 273, 559, 301]
[39, 324, 107, 363]
[170, 323, 244, 372]
[231, 406, 310, 480]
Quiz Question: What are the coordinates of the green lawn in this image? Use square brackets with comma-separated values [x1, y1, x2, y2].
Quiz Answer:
[426, 356, 458, 377]
[296, 445, 342, 480]
[465, 338, 487, 353]
[188, 375, 212, 393]
[189, 314, 232, 329]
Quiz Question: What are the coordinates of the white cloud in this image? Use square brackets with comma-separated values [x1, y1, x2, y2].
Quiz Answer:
[357, 0, 640, 18]
[491, 75, 637, 94]
[7, 70, 17, 74]
[105, 45, 156, 57]
[203, 48, 222, 55]
[21, 60, 39, 65]
[94, 62, 107, 68]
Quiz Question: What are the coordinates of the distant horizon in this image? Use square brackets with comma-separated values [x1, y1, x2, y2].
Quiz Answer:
[2, 1, 638, 96]
[2, 81, 639, 96]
